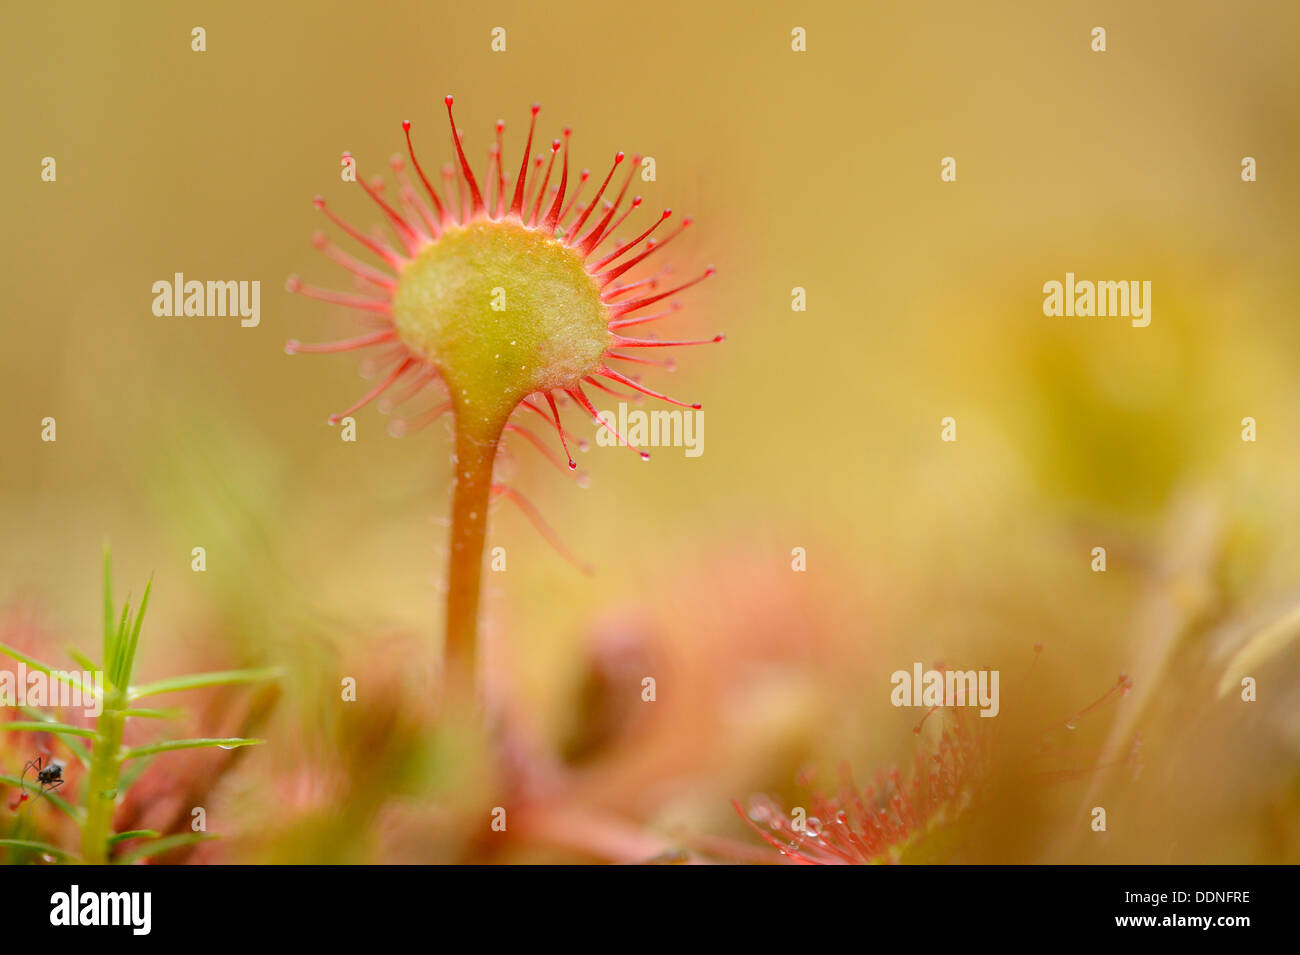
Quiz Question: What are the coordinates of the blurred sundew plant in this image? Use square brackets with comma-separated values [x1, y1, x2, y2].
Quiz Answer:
[735, 651, 1140, 865]
[285, 96, 720, 701]
[0, 550, 279, 864]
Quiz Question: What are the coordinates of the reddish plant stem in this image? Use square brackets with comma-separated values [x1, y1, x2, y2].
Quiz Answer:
[442, 413, 505, 703]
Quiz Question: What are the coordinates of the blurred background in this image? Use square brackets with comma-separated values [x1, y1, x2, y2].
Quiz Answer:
[1, 0, 1298, 862]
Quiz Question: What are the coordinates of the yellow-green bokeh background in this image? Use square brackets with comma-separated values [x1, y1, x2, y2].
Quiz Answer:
[2, 1, 1298, 862]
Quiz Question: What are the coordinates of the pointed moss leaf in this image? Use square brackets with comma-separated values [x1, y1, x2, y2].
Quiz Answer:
[121, 707, 182, 720]
[0, 721, 99, 739]
[0, 838, 77, 861]
[115, 832, 219, 864]
[116, 577, 151, 689]
[120, 737, 264, 761]
[0, 646, 99, 698]
[129, 667, 281, 700]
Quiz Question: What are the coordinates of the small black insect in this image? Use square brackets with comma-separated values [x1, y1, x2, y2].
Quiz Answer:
[30, 756, 64, 792]
[19, 755, 63, 798]
[8, 752, 65, 810]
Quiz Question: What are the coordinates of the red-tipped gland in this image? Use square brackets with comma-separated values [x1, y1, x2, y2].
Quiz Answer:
[544, 392, 577, 469]
[558, 167, 591, 225]
[575, 155, 640, 256]
[444, 95, 485, 217]
[528, 139, 563, 227]
[566, 152, 624, 246]
[1064, 673, 1134, 730]
[354, 155, 421, 253]
[593, 208, 673, 272]
[609, 267, 715, 317]
[509, 104, 541, 218]
[403, 120, 450, 226]
[541, 129, 572, 234]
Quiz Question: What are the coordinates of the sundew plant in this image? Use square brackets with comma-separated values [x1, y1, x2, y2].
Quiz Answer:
[0, 551, 278, 864]
[286, 97, 720, 699]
